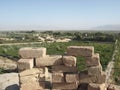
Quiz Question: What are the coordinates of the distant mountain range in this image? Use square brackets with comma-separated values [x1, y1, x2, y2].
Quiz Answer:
[92, 25, 120, 30]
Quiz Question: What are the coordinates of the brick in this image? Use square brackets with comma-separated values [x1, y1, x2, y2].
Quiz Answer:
[52, 72, 65, 83]
[65, 73, 79, 83]
[85, 53, 100, 67]
[36, 55, 62, 67]
[88, 83, 106, 90]
[18, 59, 33, 71]
[52, 83, 78, 89]
[67, 46, 94, 57]
[20, 82, 45, 90]
[88, 64, 102, 76]
[52, 65, 78, 73]
[19, 47, 46, 59]
[63, 56, 76, 67]
[19, 68, 44, 77]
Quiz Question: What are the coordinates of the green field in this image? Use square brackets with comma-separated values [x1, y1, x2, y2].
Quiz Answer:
[0, 41, 114, 72]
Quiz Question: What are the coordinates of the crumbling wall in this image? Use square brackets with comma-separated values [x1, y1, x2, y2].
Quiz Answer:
[17, 46, 106, 90]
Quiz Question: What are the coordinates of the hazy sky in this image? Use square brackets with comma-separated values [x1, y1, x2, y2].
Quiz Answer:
[0, 0, 120, 30]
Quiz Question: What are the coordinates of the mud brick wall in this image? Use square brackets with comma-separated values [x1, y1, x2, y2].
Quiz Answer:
[17, 46, 106, 90]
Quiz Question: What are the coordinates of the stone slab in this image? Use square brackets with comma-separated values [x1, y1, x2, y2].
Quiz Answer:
[96, 72, 106, 84]
[65, 73, 79, 83]
[62, 56, 76, 67]
[79, 71, 97, 83]
[52, 65, 78, 73]
[36, 55, 62, 67]
[88, 83, 106, 90]
[18, 59, 33, 71]
[0, 73, 19, 90]
[20, 82, 45, 90]
[85, 53, 100, 67]
[52, 72, 65, 83]
[88, 64, 102, 76]
[66, 46, 94, 57]
[19, 47, 46, 59]
[52, 83, 78, 89]
[19, 68, 44, 77]
[20, 74, 39, 84]
[107, 84, 116, 90]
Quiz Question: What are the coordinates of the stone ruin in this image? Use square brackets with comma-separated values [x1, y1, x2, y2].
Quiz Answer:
[17, 46, 107, 90]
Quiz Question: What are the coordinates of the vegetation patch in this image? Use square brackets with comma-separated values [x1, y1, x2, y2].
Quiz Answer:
[0, 41, 114, 71]
[114, 40, 120, 85]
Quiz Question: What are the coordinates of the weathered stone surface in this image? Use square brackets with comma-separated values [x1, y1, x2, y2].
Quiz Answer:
[20, 82, 45, 90]
[0, 73, 19, 90]
[19, 47, 46, 59]
[107, 84, 116, 90]
[19, 68, 44, 77]
[67, 46, 94, 57]
[62, 56, 76, 67]
[20, 74, 39, 84]
[39, 74, 45, 81]
[45, 67, 49, 79]
[88, 83, 106, 90]
[52, 72, 65, 83]
[65, 73, 79, 83]
[52, 83, 78, 89]
[18, 59, 33, 71]
[52, 65, 78, 73]
[88, 64, 102, 76]
[79, 71, 97, 83]
[96, 72, 106, 84]
[36, 55, 62, 67]
[106, 84, 120, 90]
[86, 53, 100, 67]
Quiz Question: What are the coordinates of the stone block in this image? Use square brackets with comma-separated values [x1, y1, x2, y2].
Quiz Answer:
[79, 71, 97, 83]
[52, 72, 65, 83]
[62, 56, 76, 67]
[19, 47, 46, 59]
[19, 68, 44, 77]
[52, 83, 78, 89]
[18, 59, 33, 71]
[85, 53, 100, 67]
[65, 73, 79, 83]
[107, 84, 116, 90]
[52, 65, 78, 73]
[88, 64, 102, 76]
[88, 83, 106, 90]
[20, 82, 45, 90]
[96, 72, 106, 84]
[66, 46, 94, 57]
[20, 74, 39, 84]
[39, 74, 45, 81]
[45, 67, 49, 79]
[0, 73, 19, 90]
[36, 55, 62, 67]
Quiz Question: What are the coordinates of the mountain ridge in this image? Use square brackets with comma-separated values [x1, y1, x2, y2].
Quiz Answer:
[92, 25, 120, 30]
